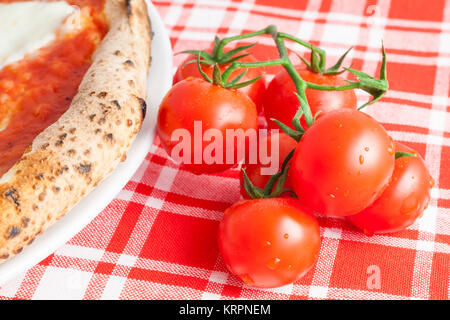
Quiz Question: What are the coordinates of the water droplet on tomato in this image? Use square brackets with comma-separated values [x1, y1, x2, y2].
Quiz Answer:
[359, 155, 364, 165]
[335, 121, 343, 128]
[267, 257, 281, 270]
[429, 177, 435, 188]
[400, 195, 419, 215]
[329, 193, 336, 199]
[265, 241, 271, 246]
[387, 147, 394, 156]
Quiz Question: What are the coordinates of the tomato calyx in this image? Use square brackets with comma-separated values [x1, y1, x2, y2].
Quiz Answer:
[346, 44, 388, 110]
[395, 151, 416, 159]
[303, 45, 388, 110]
[271, 98, 323, 142]
[241, 149, 296, 199]
[298, 46, 353, 76]
[179, 40, 256, 67]
[194, 53, 265, 90]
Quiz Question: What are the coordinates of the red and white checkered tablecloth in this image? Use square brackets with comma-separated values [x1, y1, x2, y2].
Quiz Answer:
[0, 0, 449, 300]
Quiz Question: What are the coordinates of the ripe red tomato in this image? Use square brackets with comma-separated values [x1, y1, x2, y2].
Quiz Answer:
[263, 66, 357, 129]
[174, 53, 266, 112]
[218, 198, 321, 288]
[157, 78, 258, 174]
[239, 131, 297, 198]
[290, 109, 395, 217]
[347, 143, 433, 235]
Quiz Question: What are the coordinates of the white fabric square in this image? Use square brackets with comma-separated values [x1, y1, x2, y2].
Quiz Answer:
[154, 166, 178, 191]
[33, 267, 92, 300]
[322, 24, 360, 45]
[308, 285, 328, 299]
[187, 8, 225, 28]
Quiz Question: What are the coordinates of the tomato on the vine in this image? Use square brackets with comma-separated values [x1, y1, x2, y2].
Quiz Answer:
[218, 198, 321, 288]
[290, 109, 395, 217]
[157, 78, 258, 174]
[347, 143, 433, 235]
[263, 66, 357, 129]
[174, 53, 266, 112]
[239, 131, 297, 198]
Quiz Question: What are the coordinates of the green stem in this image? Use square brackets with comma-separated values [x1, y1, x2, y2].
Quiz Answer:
[214, 26, 274, 60]
[306, 82, 360, 91]
[220, 25, 314, 127]
[273, 35, 314, 127]
[278, 32, 326, 70]
[221, 59, 284, 81]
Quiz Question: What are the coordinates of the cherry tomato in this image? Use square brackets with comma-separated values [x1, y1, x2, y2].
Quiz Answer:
[240, 131, 297, 198]
[174, 53, 266, 112]
[218, 198, 321, 288]
[157, 78, 258, 174]
[290, 109, 395, 217]
[263, 66, 357, 129]
[347, 143, 433, 235]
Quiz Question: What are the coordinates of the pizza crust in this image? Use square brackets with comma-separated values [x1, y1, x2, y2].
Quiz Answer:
[0, 0, 151, 261]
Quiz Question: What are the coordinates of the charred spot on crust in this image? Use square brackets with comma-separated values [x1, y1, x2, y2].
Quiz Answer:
[6, 226, 20, 239]
[38, 192, 46, 201]
[104, 133, 114, 142]
[97, 92, 107, 98]
[67, 149, 76, 156]
[59, 133, 67, 140]
[41, 143, 50, 150]
[52, 186, 61, 193]
[22, 217, 30, 228]
[125, 0, 132, 17]
[57, 166, 69, 176]
[137, 97, 147, 119]
[4, 189, 19, 207]
[124, 59, 134, 67]
[89, 114, 96, 121]
[114, 50, 122, 56]
[55, 140, 64, 147]
[112, 100, 121, 110]
[1, 254, 9, 259]
[76, 163, 92, 175]
[36, 173, 44, 180]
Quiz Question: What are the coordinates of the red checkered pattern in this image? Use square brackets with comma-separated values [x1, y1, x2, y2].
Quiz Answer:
[0, 0, 449, 300]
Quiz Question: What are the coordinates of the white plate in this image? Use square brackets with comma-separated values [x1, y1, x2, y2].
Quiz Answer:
[0, 0, 173, 285]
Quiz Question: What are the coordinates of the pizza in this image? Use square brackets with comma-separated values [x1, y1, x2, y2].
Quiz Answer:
[0, 0, 151, 261]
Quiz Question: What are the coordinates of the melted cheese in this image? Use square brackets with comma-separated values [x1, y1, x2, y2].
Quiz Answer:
[0, 1, 76, 69]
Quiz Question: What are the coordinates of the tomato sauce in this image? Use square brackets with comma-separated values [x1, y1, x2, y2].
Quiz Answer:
[0, 0, 107, 176]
